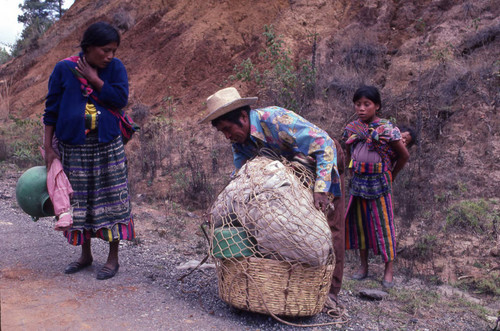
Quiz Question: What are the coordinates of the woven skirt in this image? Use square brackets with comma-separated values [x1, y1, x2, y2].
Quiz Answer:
[59, 134, 135, 246]
[345, 193, 396, 262]
[345, 163, 396, 262]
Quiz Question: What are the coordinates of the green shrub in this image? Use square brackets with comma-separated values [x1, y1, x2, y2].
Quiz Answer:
[445, 199, 498, 234]
[413, 234, 438, 261]
[12, 0, 66, 56]
[4, 117, 43, 168]
[230, 58, 260, 83]
[473, 277, 500, 296]
[456, 273, 500, 296]
[0, 46, 11, 65]
[230, 25, 317, 114]
[390, 288, 439, 315]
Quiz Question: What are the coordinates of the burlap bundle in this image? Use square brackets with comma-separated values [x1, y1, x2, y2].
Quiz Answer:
[210, 156, 333, 266]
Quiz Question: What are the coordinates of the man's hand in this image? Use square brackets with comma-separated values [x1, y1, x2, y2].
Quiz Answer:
[313, 192, 331, 213]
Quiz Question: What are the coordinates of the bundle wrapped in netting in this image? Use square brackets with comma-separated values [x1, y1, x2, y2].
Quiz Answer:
[208, 155, 335, 317]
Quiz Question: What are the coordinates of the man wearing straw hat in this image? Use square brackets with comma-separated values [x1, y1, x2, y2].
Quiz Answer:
[200, 87, 345, 309]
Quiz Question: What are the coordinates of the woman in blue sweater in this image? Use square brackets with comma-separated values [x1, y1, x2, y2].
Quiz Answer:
[43, 22, 134, 280]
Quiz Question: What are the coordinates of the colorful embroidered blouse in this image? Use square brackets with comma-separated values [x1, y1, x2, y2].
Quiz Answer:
[343, 118, 401, 166]
[231, 106, 341, 196]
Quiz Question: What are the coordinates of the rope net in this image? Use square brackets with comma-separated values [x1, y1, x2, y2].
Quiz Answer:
[209, 155, 335, 317]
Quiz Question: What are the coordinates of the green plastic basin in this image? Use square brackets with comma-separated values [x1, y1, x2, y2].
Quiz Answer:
[212, 227, 256, 259]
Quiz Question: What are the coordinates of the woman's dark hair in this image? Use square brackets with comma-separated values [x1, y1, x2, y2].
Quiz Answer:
[353, 85, 382, 111]
[80, 22, 120, 52]
[399, 125, 417, 147]
[211, 106, 251, 127]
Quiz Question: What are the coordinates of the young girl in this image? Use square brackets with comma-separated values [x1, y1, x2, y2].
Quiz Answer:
[343, 85, 409, 288]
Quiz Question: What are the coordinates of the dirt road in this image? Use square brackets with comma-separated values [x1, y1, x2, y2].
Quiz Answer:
[0, 169, 288, 331]
[2, 166, 346, 331]
[0, 202, 228, 330]
[1, 167, 496, 331]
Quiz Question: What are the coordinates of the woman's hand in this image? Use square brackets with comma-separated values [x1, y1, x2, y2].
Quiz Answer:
[76, 56, 104, 92]
[44, 145, 59, 171]
[43, 125, 59, 171]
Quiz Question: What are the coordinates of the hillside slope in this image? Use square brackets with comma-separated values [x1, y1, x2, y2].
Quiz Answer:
[0, 0, 498, 294]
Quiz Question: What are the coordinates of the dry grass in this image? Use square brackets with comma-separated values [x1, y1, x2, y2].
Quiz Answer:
[126, 96, 234, 210]
[0, 77, 12, 120]
[0, 116, 43, 168]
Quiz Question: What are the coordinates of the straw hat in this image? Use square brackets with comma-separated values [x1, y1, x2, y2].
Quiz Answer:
[200, 87, 257, 124]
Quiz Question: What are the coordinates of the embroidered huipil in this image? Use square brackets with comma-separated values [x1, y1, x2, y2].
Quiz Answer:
[343, 119, 401, 167]
[343, 118, 401, 199]
[231, 106, 341, 196]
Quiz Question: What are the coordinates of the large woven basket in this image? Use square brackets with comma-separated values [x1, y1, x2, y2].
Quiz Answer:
[214, 256, 334, 317]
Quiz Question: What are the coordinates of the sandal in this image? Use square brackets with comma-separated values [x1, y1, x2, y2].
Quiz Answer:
[64, 260, 92, 274]
[382, 280, 395, 289]
[351, 272, 368, 280]
[96, 264, 120, 280]
[323, 295, 345, 317]
[323, 296, 337, 310]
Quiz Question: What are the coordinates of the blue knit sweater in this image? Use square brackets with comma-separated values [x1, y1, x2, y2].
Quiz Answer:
[43, 55, 129, 145]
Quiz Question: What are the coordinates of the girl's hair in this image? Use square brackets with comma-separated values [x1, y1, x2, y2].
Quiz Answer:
[80, 22, 120, 52]
[211, 106, 251, 128]
[399, 125, 417, 147]
[353, 85, 382, 111]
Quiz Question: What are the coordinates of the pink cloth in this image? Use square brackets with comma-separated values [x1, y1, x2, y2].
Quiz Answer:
[351, 141, 383, 164]
[40, 134, 73, 230]
[46, 158, 73, 216]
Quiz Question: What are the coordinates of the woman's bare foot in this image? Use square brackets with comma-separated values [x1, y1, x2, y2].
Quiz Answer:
[351, 267, 368, 280]
[383, 261, 394, 282]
